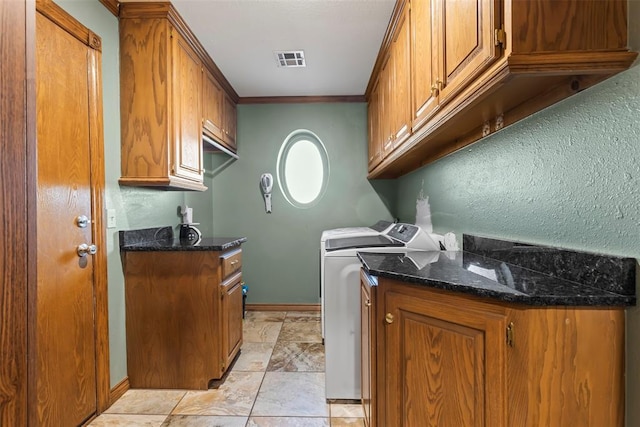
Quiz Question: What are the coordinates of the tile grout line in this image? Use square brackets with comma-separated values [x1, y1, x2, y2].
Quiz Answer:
[244, 313, 285, 426]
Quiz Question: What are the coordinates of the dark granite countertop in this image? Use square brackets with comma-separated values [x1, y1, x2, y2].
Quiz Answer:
[119, 226, 246, 252]
[358, 235, 636, 307]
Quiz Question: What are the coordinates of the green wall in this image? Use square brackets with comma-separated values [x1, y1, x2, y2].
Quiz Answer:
[55, 0, 193, 388]
[209, 103, 395, 304]
[50, 3, 640, 424]
[395, 12, 640, 425]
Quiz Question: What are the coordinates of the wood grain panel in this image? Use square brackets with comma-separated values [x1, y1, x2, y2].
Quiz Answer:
[221, 249, 242, 280]
[403, 315, 483, 427]
[124, 251, 223, 389]
[507, 307, 624, 427]
[391, 3, 411, 147]
[0, 1, 30, 425]
[171, 28, 203, 182]
[438, 0, 500, 104]
[119, 17, 170, 180]
[411, 0, 438, 131]
[222, 274, 244, 370]
[443, 0, 479, 77]
[381, 280, 507, 427]
[119, 2, 238, 101]
[222, 92, 237, 150]
[203, 68, 224, 141]
[35, 12, 97, 426]
[511, 0, 628, 53]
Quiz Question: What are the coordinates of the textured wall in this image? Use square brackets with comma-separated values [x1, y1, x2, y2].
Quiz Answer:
[210, 103, 395, 304]
[396, 67, 639, 254]
[56, 0, 188, 388]
[395, 25, 640, 427]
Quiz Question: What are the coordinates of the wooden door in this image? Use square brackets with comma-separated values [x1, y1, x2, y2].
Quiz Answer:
[411, 0, 439, 131]
[35, 9, 104, 426]
[436, 0, 501, 105]
[391, 3, 411, 148]
[203, 68, 224, 142]
[172, 28, 203, 183]
[221, 274, 243, 370]
[382, 284, 507, 427]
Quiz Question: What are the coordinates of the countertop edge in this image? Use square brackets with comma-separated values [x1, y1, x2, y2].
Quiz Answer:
[359, 254, 635, 308]
[121, 237, 247, 252]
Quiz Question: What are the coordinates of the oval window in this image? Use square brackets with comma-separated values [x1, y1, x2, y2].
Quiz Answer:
[277, 130, 329, 208]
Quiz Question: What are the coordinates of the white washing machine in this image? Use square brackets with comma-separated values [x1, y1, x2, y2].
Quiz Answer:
[319, 220, 394, 338]
[323, 223, 444, 401]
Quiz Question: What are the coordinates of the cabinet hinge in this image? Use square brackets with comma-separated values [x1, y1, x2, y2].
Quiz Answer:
[506, 322, 514, 347]
[494, 26, 506, 47]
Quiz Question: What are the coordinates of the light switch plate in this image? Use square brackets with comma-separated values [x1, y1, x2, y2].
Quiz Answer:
[106, 208, 116, 229]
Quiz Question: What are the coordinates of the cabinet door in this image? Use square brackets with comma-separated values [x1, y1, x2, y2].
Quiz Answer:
[435, 0, 501, 105]
[203, 68, 224, 141]
[367, 78, 383, 171]
[391, 4, 411, 148]
[379, 54, 394, 158]
[382, 286, 507, 427]
[221, 273, 243, 370]
[171, 28, 203, 183]
[411, 0, 439, 131]
[222, 93, 237, 151]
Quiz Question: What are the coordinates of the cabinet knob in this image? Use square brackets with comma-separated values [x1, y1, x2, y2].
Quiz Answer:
[365, 299, 371, 307]
[431, 79, 443, 95]
[385, 313, 394, 324]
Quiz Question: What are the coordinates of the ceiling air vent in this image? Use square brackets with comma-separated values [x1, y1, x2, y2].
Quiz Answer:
[275, 50, 306, 68]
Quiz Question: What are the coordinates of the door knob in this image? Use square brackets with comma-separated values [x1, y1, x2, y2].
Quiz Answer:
[77, 243, 97, 257]
[76, 215, 89, 228]
[385, 313, 394, 324]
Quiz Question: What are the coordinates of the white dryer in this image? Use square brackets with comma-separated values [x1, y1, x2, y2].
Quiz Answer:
[323, 223, 443, 401]
[319, 220, 394, 338]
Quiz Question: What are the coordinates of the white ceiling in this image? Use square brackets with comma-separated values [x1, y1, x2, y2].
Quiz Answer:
[170, 0, 396, 98]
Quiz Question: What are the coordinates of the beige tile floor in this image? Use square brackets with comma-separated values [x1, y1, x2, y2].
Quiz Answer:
[89, 311, 364, 427]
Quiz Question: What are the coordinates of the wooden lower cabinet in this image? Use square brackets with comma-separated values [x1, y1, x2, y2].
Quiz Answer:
[372, 277, 625, 427]
[221, 273, 244, 371]
[123, 248, 243, 389]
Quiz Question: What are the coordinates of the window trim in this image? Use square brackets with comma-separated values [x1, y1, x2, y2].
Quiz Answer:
[276, 129, 329, 209]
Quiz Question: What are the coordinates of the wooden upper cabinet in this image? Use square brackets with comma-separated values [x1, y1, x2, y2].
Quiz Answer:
[119, 9, 206, 191]
[171, 29, 204, 184]
[435, 0, 500, 105]
[222, 92, 237, 151]
[367, 78, 383, 170]
[203, 67, 238, 154]
[367, 0, 637, 178]
[390, 4, 411, 148]
[411, 0, 438, 130]
[203, 67, 225, 142]
[119, 2, 239, 190]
